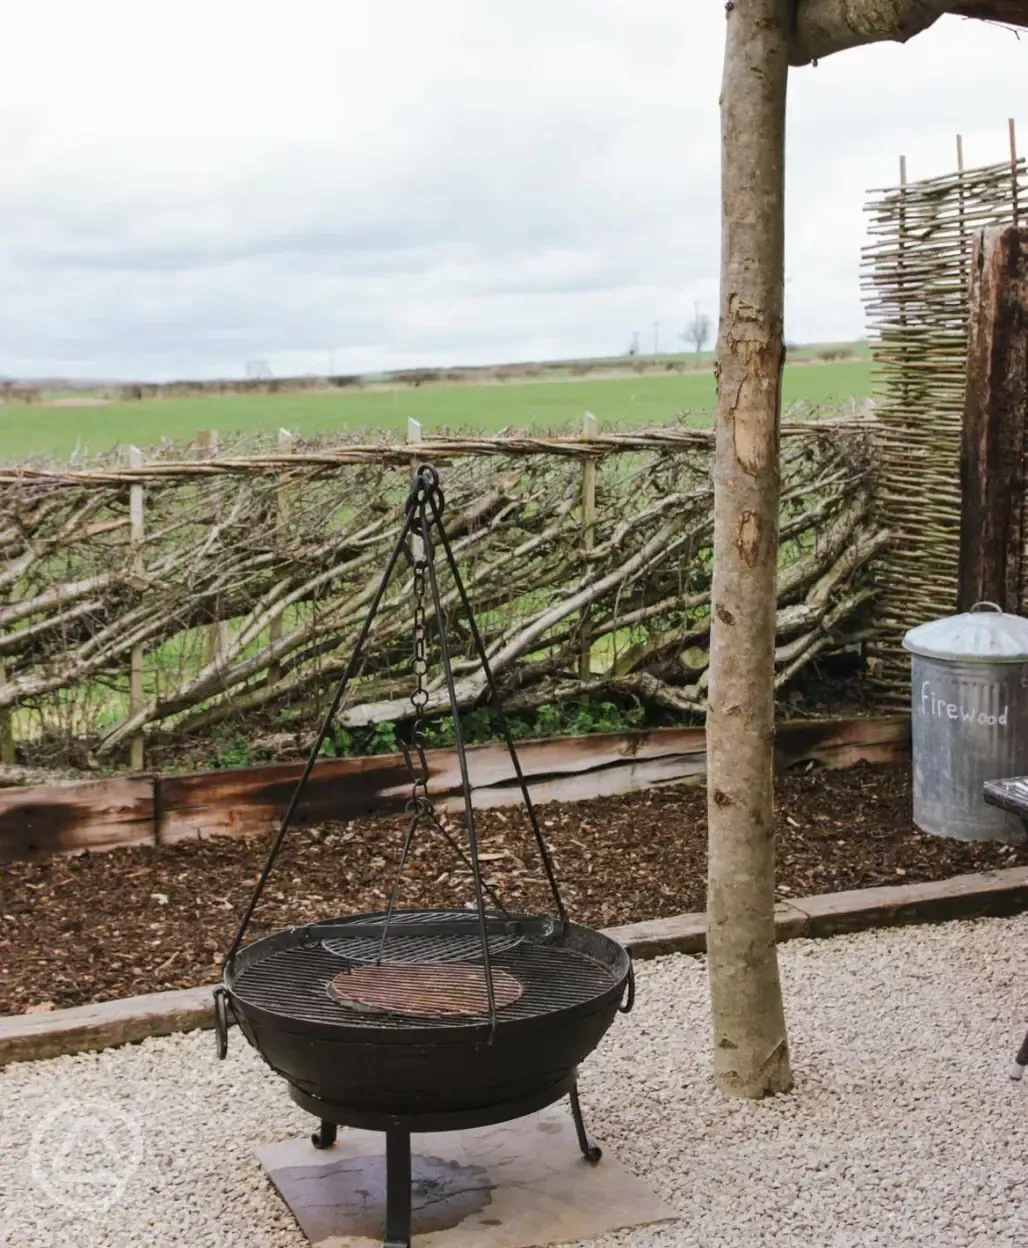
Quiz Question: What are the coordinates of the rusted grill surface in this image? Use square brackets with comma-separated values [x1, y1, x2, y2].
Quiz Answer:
[328, 963, 525, 1016]
[233, 934, 617, 1030]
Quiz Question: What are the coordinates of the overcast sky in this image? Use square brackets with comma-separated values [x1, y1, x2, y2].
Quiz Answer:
[1, 1, 1024, 381]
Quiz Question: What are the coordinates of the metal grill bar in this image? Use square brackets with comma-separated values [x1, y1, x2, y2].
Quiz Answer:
[233, 940, 616, 1031]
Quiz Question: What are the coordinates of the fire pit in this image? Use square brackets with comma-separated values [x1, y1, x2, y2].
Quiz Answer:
[214, 465, 634, 1248]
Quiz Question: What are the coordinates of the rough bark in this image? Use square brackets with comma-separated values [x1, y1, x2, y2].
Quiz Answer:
[707, 0, 793, 1099]
[958, 226, 1028, 612]
[789, 0, 1028, 66]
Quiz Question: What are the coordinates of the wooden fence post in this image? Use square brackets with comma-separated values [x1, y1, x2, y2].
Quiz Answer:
[958, 225, 1028, 612]
[0, 659, 14, 765]
[408, 417, 423, 560]
[267, 428, 294, 686]
[579, 411, 597, 679]
[129, 446, 145, 771]
[198, 429, 228, 666]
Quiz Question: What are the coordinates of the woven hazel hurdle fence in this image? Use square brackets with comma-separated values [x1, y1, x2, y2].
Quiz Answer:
[0, 418, 885, 773]
[862, 128, 1027, 698]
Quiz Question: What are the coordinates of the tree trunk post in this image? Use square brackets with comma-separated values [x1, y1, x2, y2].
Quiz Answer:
[707, 0, 793, 1099]
[957, 225, 1028, 613]
[129, 446, 145, 772]
[579, 411, 598, 680]
[267, 427, 294, 686]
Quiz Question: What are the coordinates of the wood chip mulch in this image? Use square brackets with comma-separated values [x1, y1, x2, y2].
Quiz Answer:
[2, 763, 1026, 1016]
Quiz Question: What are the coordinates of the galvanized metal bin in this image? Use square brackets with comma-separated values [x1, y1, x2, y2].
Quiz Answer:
[904, 602, 1028, 843]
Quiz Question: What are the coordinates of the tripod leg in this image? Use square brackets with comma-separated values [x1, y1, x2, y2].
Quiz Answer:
[1010, 1028, 1028, 1081]
[311, 1120, 337, 1149]
[568, 1084, 602, 1164]
[383, 1125, 412, 1248]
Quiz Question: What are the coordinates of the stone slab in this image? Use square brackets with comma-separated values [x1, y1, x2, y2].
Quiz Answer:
[257, 1106, 677, 1248]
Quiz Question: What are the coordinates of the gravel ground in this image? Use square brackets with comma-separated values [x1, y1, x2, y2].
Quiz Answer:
[3, 914, 1028, 1248]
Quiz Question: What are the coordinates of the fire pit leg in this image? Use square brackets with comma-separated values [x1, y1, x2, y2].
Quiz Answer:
[1010, 1029, 1028, 1081]
[568, 1084, 602, 1164]
[311, 1120, 337, 1150]
[384, 1124, 412, 1248]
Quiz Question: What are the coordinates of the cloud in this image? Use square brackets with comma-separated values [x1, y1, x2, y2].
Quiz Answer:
[0, 1, 1024, 379]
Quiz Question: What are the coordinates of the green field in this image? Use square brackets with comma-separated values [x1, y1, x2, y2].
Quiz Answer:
[1, 356, 874, 462]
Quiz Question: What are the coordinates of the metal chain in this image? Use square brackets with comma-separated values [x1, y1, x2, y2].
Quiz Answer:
[407, 549, 431, 817]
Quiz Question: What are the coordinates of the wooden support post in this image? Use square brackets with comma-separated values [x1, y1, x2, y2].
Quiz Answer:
[267, 428, 294, 687]
[579, 411, 597, 680]
[1011, 118, 1019, 226]
[198, 429, 228, 667]
[898, 155, 909, 408]
[958, 226, 1028, 612]
[408, 417, 423, 559]
[129, 446, 145, 772]
[0, 659, 15, 765]
[957, 136, 968, 297]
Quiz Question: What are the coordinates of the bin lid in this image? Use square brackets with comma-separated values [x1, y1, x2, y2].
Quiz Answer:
[903, 602, 1028, 662]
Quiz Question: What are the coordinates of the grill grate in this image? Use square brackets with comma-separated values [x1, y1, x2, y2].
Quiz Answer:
[320, 909, 525, 965]
[234, 930, 617, 1030]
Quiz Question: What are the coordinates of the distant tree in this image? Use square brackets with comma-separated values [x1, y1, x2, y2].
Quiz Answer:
[682, 307, 712, 354]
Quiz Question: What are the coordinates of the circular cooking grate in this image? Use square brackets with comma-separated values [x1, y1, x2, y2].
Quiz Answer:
[327, 963, 525, 1017]
[321, 911, 524, 966]
[322, 930, 523, 965]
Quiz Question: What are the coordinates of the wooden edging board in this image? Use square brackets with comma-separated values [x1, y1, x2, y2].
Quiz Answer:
[0, 715, 910, 863]
[2, 863, 1025, 1068]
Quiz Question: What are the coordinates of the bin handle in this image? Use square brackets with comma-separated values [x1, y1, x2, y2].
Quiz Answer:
[971, 601, 1004, 613]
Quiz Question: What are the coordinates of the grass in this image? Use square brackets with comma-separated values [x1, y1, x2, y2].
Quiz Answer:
[1, 355, 874, 462]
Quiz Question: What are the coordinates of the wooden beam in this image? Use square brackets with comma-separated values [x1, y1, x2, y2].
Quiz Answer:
[0, 717, 910, 863]
[958, 226, 1028, 612]
[0, 776, 154, 861]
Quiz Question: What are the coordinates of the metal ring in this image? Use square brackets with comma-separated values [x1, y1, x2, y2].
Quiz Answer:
[213, 987, 230, 1060]
[971, 601, 1004, 613]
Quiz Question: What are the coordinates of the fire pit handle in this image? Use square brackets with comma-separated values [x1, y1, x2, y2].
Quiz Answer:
[618, 958, 635, 1014]
[213, 986, 231, 1059]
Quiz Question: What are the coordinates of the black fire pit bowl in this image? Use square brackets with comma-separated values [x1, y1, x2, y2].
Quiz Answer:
[223, 910, 632, 1118]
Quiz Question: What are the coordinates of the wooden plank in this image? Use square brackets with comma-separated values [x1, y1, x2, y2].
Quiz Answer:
[158, 717, 908, 844]
[0, 983, 215, 1067]
[958, 225, 1028, 611]
[0, 717, 910, 858]
[0, 776, 154, 861]
[791, 866, 1028, 937]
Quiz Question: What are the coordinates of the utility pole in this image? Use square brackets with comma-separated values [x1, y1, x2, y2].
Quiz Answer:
[653, 321, 660, 355]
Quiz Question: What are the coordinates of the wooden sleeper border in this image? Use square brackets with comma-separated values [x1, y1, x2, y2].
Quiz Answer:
[0, 716, 910, 863]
